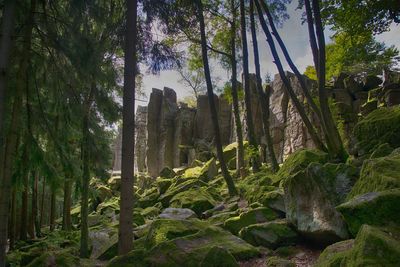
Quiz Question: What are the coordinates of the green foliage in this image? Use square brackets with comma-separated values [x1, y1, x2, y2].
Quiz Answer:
[325, 32, 399, 79]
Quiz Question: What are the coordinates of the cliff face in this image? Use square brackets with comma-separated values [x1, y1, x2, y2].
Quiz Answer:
[112, 71, 399, 176]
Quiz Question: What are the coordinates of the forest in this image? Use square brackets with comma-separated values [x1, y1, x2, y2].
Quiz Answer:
[0, 0, 400, 266]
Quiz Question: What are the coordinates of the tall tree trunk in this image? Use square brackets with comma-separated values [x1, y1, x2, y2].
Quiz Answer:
[118, 0, 138, 256]
[49, 191, 56, 231]
[239, 0, 261, 172]
[304, 0, 319, 76]
[32, 172, 40, 237]
[39, 176, 46, 228]
[8, 190, 16, 250]
[20, 168, 29, 241]
[195, 0, 238, 196]
[80, 112, 90, 258]
[249, 0, 279, 172]
[230, 0, 245, 177]
[0, 0, 34, 264]
[28, 173, 35, 239]
[0, 0, 16, 154]
[255, 0, 326, 152]
[62, 177, 72, 231]
[308, 0, 346, 160]
[259, 0, 324, 130]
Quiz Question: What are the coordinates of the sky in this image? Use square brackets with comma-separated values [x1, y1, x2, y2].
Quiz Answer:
[139, 2, 400, 106]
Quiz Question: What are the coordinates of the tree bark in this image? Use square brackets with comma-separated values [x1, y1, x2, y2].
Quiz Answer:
[195, 0, 238, 196]
[62, 177, 72, 231]
[32, 172, 40, 237]
[0, 0, 36, 263]
[249, 0, 279, 172]
[8, 189, 16, 250]
[118, 0, 138, 256]
[39, 176, 46, 228]
[304, 0, 319, 75]
[255, 0, 327, 152]
[240, 0, 261, 172]
[80, 111, 90, 258]
[20, 165, 29, 241]
[259, 0, 326, 137]
[49, 191, 56, 232]
[230, 0, 245, 177]
[308, 0, 346, 160]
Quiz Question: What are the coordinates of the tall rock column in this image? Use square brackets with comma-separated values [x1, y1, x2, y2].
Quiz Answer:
[146, 88, 163, 177]
[135, 106, 148, 173]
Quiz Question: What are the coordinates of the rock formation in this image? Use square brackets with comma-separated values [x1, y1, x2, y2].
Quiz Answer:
[112, 71, 399, 176]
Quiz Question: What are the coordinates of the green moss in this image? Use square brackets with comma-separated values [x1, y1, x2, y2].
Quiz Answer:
[159, 166, 176, 178]
[108, 226, 259, 267]
[159, 178, 208, 207]
[343, 225, 400, 266]
[156, 177, 172, 194]
[140, 206, 160, 218]
[337, 189, 400, 236]
[224, 207, 280, 235]
[26, 248, 79, 267]
[170, 187, 217, 216]
[207, 211, 239, 226]
[277, 149, 329, 181]
[239, 220, 298, 249]
[200, 246, 239, 267]
[347, 152, 400, 199]
[354, 106, 400, 154]
[315, 239, 354, 267]
[265, 256, 295, 267]
[98, 196, 120, 214]
[369, 143, 393, 159]
[145, 219, 209, 249]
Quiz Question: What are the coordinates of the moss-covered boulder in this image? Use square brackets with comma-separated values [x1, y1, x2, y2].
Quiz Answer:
[159, 166, 176, 178]
[354, 106, 400, 155]
[316, 225, 400, 266]
[370, 143, 393, 159]
[137, 187, 160, 208]
[159, 178, 208, 207]
[140, 206, 161, 218]
[145, 219, 209, 248]
[347, 151, 400, 199]
[283, 163, 349, 244]
[337, 189, 400, 236]
[170, 187, 217, 216]
[314, 239, 355, 267]
[239, 219, 298, 249]
[26, 249, 80, 267]
[265, 256, 295, 267]
[159, 208, 197, 220]
[156, 177, 173, 194]
[277, 149, 329, 181]
[200, 246, 239, 267]
[208, 211, 239, 227]
[108, 226, 259, 267]
[107, 175, 121, 191]
[259, 189, 286, 213]
[224, 207, 280, 235]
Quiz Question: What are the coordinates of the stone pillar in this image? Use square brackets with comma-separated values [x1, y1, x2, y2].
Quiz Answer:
[174, 103, 196, 167]
[135, 106, 148, 173]
[218, 94, 233, 145]
[146, 88, 163, 177]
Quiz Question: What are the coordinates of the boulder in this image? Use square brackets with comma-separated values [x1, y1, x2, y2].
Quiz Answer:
[108, 226, 259, 267]
[224, 207, 280, 235]
[283, 164, 349, 244]
[170, 187, 217, 216]
[347, 150, 400, 199]
[159, 178, 208, 207]
[314, 239, 354, 267]
[135, 106, 148, 173]
[354, 106, 400, 155]
[259, 190, 286, 214]
[316, 225, 400, 266]
[239, 219, 298, 249]
[200, 246, 239, 267]
[156, 177, 172, 194]
[141, 206, 161, 219]
[277, 149, 329, 181]
[159, 167, 176, 178]
[159, 208, 197, 220]
[337, 189, 400, 236]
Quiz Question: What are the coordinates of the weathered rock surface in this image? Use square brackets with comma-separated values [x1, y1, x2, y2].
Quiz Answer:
[159, 208, 197, 220]
[283, 163, 349, 244]
[239, 219, 298, 249]
[337, 189, 400, 236]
